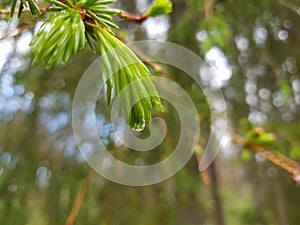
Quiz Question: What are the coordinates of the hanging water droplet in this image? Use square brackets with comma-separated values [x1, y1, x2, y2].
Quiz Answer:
[131, 119, 146, 132]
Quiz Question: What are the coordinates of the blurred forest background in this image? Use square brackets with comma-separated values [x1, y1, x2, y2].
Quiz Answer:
[1, 0, 300, 224]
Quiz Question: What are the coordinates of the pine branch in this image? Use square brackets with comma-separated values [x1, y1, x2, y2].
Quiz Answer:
[228, 129, 300, 184]
[278, 0, 300, 14]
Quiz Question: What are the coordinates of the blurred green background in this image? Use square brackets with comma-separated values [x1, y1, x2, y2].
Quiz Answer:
[0, 0, 300, 224]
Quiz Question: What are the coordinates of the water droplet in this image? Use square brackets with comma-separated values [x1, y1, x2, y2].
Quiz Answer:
[132, 120, 146, 132]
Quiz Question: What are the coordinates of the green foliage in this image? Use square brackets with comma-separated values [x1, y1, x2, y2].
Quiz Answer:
[187, 89, 211, 116]
[279, 80, 292, 105]
[290, 145, 300, 159]
[3, 0, 300, 224]
[194, 145, 203, 155]
[238, 118, 253, 134]
[30, 10, 86, 67]
[199, 15, 231, 53]
[11, 0, 41, 17]
[76, 0, 121, 29]
[146, 0, 173, 17]
[26, 0, 164, 129]
[87, 24, 163, 130]
[241, 149, 252, 162]
[30, 0, 121, 67]
[245, 128, 276, 146]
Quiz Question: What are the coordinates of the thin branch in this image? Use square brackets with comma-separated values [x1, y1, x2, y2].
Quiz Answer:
[117, 11, 148, 24]
[0, 8, 30, 14]
[0, 6, 52, 16]
[205, 0, 214, 19]
[0, 4, 51, 41]
[40, 3, 52, 16]
[65, 171, 95, 225]
[0, 24, 35, 41]
[228, 129, 300, 183]
[278, 0, 300, 14]
[0, 5, 50, 16]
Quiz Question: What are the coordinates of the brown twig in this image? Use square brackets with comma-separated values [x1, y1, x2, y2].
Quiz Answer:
[204, 0, 214, 19]
[0, 23, 35, 41]
[118, 11, 148, 24]
[0, 4, 51, 41]
[227, 129, 300, 183]
[0, 8, 30, 14]
[65, 171, 95, 225]
[40, 3, 52, 16]
[277, 0, 300, 14]
[0, 5, 50, 16]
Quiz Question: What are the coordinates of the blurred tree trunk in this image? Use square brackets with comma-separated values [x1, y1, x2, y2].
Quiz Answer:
[168, 1, 225, 224]
[273, 178, 289, 225]
[248, 158, 269, 224]
[208, 161, 225, 225]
